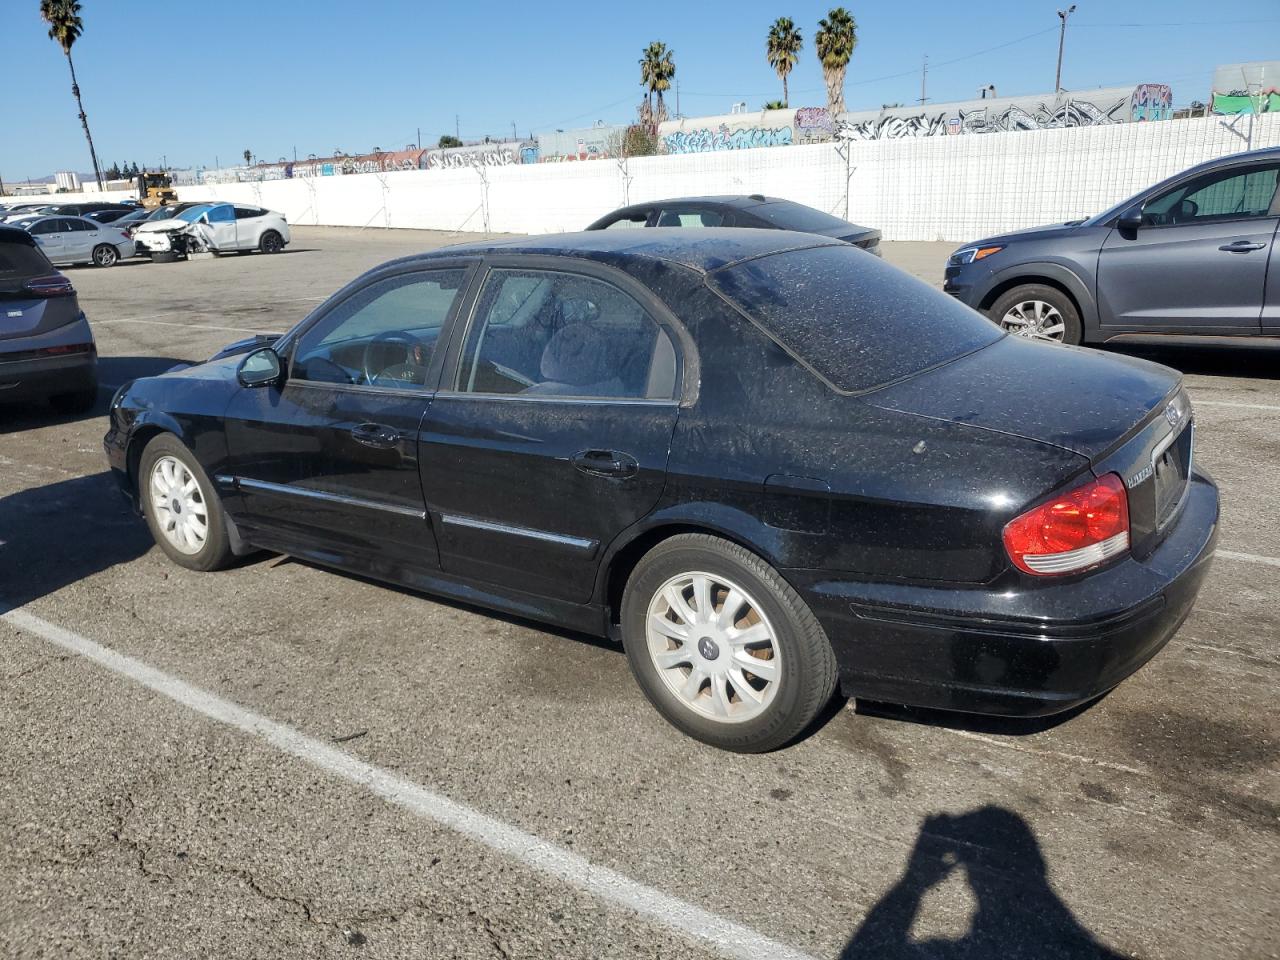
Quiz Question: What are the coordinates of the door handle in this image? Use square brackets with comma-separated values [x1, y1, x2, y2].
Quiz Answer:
[1218, 241, 1267, 253]
[350, 422, 399, 449]
[572, 449, 639, 479]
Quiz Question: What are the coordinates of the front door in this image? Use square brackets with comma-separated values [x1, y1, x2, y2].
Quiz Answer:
[200, 204, 239, 250]
[28, 220, 66, 261]
[62, 218, 95, 262]
[222, 265, 472, 572]
[421, 263, 682, 603]
[1098, 161, 1280, 332]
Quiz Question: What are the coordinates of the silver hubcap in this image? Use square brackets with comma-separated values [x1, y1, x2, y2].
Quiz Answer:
[645, 572, 781, 724]
[149, 456, 209, 555]
[1001, 299, 1066, 342]
[95, 246, 115, 265]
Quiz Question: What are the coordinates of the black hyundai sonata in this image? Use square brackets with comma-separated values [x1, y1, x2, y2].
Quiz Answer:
[104, 229, 1218, 752]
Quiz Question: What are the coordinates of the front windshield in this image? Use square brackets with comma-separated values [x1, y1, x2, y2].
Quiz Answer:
[174, 204, 213, 223]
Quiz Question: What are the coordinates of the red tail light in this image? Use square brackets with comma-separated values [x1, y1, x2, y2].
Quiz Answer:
[1003, 474, 1130, 576]
[23, 274, 75, 298]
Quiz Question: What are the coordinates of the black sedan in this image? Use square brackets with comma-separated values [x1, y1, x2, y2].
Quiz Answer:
[104, 230, 1217, 752]
[587, 195, 881, 255]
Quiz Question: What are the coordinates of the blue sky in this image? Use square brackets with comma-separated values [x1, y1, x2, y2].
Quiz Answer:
[2, 0, 1277, 180]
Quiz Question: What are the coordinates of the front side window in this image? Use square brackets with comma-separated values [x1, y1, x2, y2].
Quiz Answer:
[26, 220, 57, 235]
[291, 269, 466, 389]
[657, 209, 725, 228]
[207, 205, 234, 224]
[457, 268, 677, 400]
[1143, 164, 1280, 226]
[603, 212, 649, 230]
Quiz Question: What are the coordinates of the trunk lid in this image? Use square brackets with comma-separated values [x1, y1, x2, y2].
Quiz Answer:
[866, 335, 1191, 558]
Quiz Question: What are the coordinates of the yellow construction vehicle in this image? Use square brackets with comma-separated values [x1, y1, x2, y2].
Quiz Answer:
[136, 171, 178, 208]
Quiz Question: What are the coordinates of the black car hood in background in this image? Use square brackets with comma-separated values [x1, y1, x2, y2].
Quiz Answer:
[864, 336, 1179, 461]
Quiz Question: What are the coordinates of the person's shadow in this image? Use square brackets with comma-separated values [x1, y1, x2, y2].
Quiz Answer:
[841, 806, 1126, 959]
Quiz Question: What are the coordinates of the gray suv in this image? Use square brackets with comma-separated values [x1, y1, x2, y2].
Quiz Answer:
[945, 146, 1280, 344]
[0, 224, 98, 412]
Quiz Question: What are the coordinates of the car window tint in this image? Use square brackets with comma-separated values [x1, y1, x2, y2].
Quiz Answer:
[750, 201, 851, 232]
[291, 269, 467, 388]
[457, 268, 676, 400]
[207, 205, 235, 224]
[26, 220, 56, 235]
[1143, 164, 1280, 225]
[0, 237, 52, 288]
[657, 209, 725, 228]
[709, 243, 1001, 394]
[233, 206, 262, 220]
[66, 219, 92, 232]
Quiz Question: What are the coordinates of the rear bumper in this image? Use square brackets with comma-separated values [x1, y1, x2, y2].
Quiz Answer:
[787, 468, 1219, 716]
[0, 316, 97, 402]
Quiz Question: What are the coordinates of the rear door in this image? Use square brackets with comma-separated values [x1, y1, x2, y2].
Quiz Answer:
[62, 218, 95, 261]
[233, 206, 265, 248]
[1098, 161, 1280, 332]
[420, 258, 682, 603]
[222, 264, 473, 570]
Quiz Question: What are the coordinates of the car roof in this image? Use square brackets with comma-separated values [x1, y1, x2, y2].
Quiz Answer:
[417, 227, 843, 274]
[606, 195, 780, 216]
[0, 224, 38, 245]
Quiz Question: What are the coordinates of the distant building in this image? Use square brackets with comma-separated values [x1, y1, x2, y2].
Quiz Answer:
[1212, 62, 1279, 115]
[54, 170, 82, 191]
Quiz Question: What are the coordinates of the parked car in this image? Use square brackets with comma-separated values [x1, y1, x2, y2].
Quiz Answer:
[86, 207, 139, 224]
[107, 202, 209, 237]
[104, 229, 1216, 752]
[9, 215, 135, 267]
[0, 224, 97, 411]
[49, 201, 135, 217]
[1, 204, 60, 223]
[945, 146, 1280, 344]
[587, 195, 881, 255]
[131, 202, 290, 256]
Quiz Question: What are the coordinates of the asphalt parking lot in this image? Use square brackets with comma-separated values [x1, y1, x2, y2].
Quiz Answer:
[2, 227, 1277, 960]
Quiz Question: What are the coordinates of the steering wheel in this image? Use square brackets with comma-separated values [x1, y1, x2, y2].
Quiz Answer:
[362, 331, 428, 387]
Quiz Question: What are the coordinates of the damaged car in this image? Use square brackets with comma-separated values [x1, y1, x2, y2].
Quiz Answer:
[132, 202, 290, 259]
[104, 229, 1217, 752]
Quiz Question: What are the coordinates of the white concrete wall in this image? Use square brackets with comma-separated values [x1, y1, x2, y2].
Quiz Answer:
[179, 115, 1279, 242]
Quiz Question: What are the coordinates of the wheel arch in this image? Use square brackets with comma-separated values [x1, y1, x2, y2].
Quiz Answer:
[123, 413, 190, 492]
[978, 265, 1097, 335]
[596, 507, 787, 631]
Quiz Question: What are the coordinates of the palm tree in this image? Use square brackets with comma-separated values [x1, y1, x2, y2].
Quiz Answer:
[815, 7, 858, 116]
[766, 17, 803, 108]
[243, 149, 252, 166]
[40, 0, 104, 189]
[639, 41, 676, 125]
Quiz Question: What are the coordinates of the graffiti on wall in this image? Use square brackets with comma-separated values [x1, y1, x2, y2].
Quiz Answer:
[422, 142, 526, 169]
[793, 107, 834, 143]
[663, 123, 793, 154]
[836, 85, 1171, 141]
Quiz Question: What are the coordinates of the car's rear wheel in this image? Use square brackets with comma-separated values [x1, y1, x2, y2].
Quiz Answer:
[259, 230, 283, 254]
[989, 284, 1082, 345]
[621, 534, 838, 752]
[91, 244, 118, 268]
[138, 434, 232, 571]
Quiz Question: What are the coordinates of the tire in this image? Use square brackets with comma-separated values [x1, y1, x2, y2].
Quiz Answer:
[91, 243, 119, 268]
[49, 385, 98, 414]
[259, 230, 283, 254]
[137, 433, 233, 572]
[988, 284, 1083, 345]
[620, 534, 838, 752]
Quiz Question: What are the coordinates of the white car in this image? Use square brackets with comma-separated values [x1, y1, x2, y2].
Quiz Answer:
[132, 202, 290, 256]
[10, 215, 136, 267]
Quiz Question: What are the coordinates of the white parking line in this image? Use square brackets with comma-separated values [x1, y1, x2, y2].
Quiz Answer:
[0, 606, 817, 960]
[1216, 549, 1280, 569]
[1193, 400, 1280, 413]
[95, 318, 287, 335]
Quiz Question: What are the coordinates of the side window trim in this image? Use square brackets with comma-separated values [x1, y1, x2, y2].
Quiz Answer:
[283, 263, 478, 393]
[435, 255, 694, 405]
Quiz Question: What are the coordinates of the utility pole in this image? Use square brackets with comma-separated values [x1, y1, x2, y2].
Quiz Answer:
[676, 77, 681, 117]
[416, 127, 421, 150]
[455, 114, 460, 141]
[1055, 5, 1077, 93]
[511, 121, 517, 141]
[918, 55, 929, 105]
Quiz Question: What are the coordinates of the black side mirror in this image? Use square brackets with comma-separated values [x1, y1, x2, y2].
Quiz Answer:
[1117, 204, 1144, 232]
[237, 347, 282, 387]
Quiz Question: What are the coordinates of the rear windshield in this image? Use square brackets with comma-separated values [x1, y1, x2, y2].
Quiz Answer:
[709, 243, 1002, 393]
[750, 201, 852, 233]
[0, 235, 54, 292]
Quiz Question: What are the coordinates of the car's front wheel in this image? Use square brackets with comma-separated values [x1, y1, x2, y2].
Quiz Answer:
[92, 243, 119, 268]
[988, 284, 1082, 345]
[621, 534, 838, 752]
[138, 434, 233, 571]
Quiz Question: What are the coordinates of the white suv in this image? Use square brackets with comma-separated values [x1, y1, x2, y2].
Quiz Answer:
[133, 202, 291, 256]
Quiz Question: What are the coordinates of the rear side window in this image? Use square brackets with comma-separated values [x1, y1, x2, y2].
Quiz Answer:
[709, 244, 1001, 394]
[233, 206, 263, 220]
[656, 209, 725, 228]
